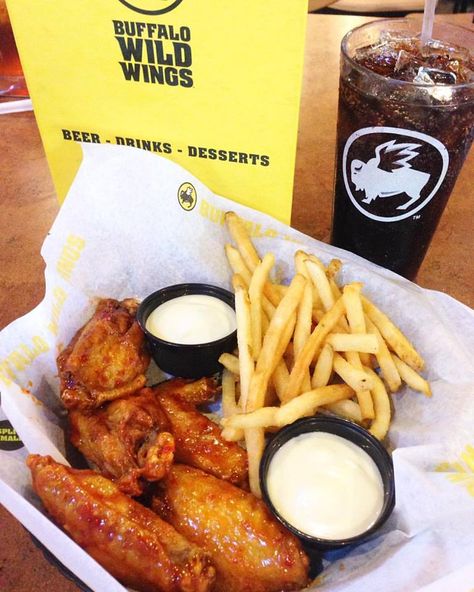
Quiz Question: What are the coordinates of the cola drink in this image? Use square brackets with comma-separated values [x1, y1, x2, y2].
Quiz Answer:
[331, 19, 474, 280]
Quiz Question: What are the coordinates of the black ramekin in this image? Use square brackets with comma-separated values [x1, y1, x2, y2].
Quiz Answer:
[260, 416, 395, 550]
[136, 283, 237, 378]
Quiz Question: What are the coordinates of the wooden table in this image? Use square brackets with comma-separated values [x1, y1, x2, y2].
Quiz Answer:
[0, 13, 473, 592]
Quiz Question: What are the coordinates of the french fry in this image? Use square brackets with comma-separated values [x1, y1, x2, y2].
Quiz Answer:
[218, 352, 240, 376]
[272, 359, 290, 402]
[225, 212, 281, 308]
[342, 282, 370, 366]
[326, 258, 342, 279]
[365, 316, 402, 392]
[271, 315, 297, 402]
[225, 212, 260, 271]
[249, 253, 275, 360]
[283, 297, 345, 402]
[232, 274, 254, 412]
[225, 244, 275, 319]
[275, 384, 353, 427]
[222, 384, 354, 430]
[343, 350, 375, 419]
[223, 406, 278, 430]
[277, 313, 297, 368]
[312, 307, 325, 323]
[329, 278, 342, 301]
[338, 283, 376, 417]
[365, 369, 391, 440]
[225, 244, 252, 285]
[275, 285, 288, 297]
[221, 369, 239, 417]
[245, 427, 265, 497]
[306, 258, 335, 312]
[392, 354, 432, 397]
[306, 253, 325, 270]
[323, 399, 363, 423]
[295, 250, 323, 310]
[325, 333, 379, 354]
[293, 280, 313, 394]
[343, 283, 366, 334]
[333, 353, 374, 392]
[222, 279, 250, 444]
[246, 275, 306, 412]
[221, 378, 244, 441]
[220, 428, 243, 442]
[311, 342, 334, 388]
[362, 295, 424, 371]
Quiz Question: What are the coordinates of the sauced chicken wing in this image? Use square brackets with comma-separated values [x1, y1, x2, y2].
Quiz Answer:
[69, 377, 247, 489]
[153, 386, 248, 486]
[154, 376, 220, 406]
[58, 298, 150, 410]
[27, 455, 216, 592]
[69, 388, 175, 496]
[153, 464, 310, 592]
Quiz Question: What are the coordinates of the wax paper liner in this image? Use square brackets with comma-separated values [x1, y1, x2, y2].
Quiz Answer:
[0, 143, 473, 592]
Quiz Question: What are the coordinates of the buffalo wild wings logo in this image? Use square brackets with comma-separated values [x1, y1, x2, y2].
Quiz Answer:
[178, 182, 197, 211]
[343, 127, 449, 222]
[118, 0, 183, 15]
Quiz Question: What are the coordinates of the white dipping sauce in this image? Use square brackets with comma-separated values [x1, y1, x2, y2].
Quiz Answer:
[145, 294, 236, 345]
[266, 432, 384, 540]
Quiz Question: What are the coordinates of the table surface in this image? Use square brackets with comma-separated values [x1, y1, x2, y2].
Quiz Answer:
[0, 12, 473, 592]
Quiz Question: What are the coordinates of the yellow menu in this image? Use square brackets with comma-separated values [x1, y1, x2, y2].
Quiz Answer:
[6, 0, 308, 223]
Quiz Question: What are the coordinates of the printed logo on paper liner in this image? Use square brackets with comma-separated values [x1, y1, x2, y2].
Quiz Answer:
[118, 0, 184, 15]
[178, 182, 197, 211]
[436, 444, 474, 497]
[343, 127, 449, 223]
[0, 419, 24, 451]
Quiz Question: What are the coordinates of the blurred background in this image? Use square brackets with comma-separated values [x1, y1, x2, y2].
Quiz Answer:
[308, 0, 474, 16]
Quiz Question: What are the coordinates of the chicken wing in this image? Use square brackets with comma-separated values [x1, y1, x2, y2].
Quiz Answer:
[153, 386, 248, 486]
[153, 464, 309, 592]
[69, 377, 247, 489]
[58, 298, 150, 410]
[27, 455, 216, 592]
[69, 387, 175, 496]
[154, 376, 220, 406]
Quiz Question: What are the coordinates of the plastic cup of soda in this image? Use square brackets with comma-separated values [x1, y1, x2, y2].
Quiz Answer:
[330, 19, 473, 280]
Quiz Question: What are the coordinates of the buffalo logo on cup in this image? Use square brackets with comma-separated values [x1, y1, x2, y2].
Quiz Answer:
[118, 0, 183, 15]
[178, 182, 197, 211]
[342, 127, 449, 222]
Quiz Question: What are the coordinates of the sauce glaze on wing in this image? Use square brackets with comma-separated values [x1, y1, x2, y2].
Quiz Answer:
[153, 464, 310, 592]
[153, 387, 248, 486]
[58, 298, 150, 410]
[68, 387, 175, 496]
[27, 455, 216, 592]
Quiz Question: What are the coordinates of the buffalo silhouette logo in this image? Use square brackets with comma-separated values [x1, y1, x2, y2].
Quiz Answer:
[118, 0, 183, 15]
[178, 182, 197, 211]
[350, 140, 431, 211]
[342, 127, 449, 223]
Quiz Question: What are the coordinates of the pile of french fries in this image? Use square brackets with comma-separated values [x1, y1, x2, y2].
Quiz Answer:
[219, 212, 431, 497]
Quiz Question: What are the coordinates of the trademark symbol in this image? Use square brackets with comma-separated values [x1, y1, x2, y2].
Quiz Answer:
[412, 215, 421, 220]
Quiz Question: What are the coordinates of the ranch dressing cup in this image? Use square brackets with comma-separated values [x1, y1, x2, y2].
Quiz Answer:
[330, 19, 474, 280]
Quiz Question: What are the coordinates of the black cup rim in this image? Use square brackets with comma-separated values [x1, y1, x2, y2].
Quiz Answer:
[260, 416, 396, 550]
[136, 283, 237, 348]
